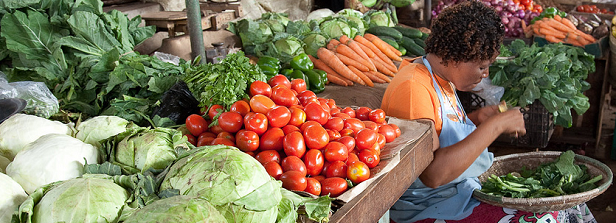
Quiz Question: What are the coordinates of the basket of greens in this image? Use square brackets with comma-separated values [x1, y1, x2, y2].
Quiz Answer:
[473, 151, 613, 213]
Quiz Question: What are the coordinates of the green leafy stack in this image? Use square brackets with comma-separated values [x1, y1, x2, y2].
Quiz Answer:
[489, 39, 594, 127]
[481, 151, 603, 198]
[0, 0, 187, 125]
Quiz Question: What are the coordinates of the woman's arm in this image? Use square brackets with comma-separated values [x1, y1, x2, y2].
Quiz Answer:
[467, 105, 499, 126]
[418, 109, 525, 188]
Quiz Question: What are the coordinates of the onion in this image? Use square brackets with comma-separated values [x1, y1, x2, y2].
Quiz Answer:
[506, 0, 515, 7]
[494, 6, 503, 12]
[491, 0, 500, 6]
[506, 5, 518, 13]
[501, 16, 510, 25]
[516, 10, 526, 18]
[500, 11, 512, 18]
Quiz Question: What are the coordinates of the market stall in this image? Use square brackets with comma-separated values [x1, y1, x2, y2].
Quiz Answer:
[0, 0, 614, 222]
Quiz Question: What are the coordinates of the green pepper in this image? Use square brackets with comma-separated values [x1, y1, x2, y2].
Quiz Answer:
[281, 68, 294, 79]
[290, 53, 314, 72]
[257, 56, 281, 77]
[313, 69, 328, 84]
[544, 7, 557, 16]
[290, 70, 309, 87]
[304, 70, 324, 93]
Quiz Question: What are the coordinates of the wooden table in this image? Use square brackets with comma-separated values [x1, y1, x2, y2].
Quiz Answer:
[317, 83, 435, 223]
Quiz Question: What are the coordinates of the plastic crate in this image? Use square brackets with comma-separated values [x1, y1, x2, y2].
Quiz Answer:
[457, 91, 554, 148]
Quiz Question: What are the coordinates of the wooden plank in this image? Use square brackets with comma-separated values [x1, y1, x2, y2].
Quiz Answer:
[210, 11, 237, 30]
[200, 2, 243, 17]
[329, 126, 433, 223]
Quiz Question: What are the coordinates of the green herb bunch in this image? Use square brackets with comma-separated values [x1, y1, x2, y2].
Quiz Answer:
[489, 39, 594, 127]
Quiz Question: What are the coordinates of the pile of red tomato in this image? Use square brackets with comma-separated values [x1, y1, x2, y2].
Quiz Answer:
[183, 75, 401, 197]
[576, 4, 614, 15]
[514, 0, 543, 13]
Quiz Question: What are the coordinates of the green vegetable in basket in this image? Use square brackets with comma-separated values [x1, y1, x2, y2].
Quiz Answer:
[480, 150, 603, 198]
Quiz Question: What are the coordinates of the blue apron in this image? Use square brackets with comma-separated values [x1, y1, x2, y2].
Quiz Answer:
[390, 57, 494, 222]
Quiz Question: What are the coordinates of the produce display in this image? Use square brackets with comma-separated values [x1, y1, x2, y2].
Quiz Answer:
[576, 4, 614, 15]
[182, 74, 403, 197]
[433, 0, 542, 37]
[489, 39, 594, 128]
[481, 151, 603, 198]
[523, 7, 609, 45]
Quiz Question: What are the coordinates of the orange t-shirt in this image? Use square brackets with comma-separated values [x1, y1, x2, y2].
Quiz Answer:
[380, 58, 459, 136]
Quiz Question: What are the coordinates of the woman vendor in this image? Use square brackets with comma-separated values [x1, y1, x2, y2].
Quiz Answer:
[381, 1, 596, 223]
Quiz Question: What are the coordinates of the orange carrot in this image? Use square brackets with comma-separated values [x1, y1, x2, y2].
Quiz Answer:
[346, 40, 377, 70]
[363, 71, 385, 83]
[354, 35, 397, 69]
[544, 19, 571, 33]
[339, 35, 351, 44]
[371, 54, 398, 74]
[553, 14, 562, 21]
[308, 55, 348, 86]
[545, 35, 563, 43]
[564, 36, 584, 46]
[356, 41, 376, 58]
[538, 25, 566, 39]
[370, 57, 396, 77]
[335, 44, 376, 72]
[336, 52, 370, 72]
[317, 48, 365, 85]
[327, 39, 340, 50]
[348, 66, 374, 87]
[574, 30, 596, 43]
[561, 18, 577, 31]
[364, 33, 403, 61]
[369, 71, 391, 83]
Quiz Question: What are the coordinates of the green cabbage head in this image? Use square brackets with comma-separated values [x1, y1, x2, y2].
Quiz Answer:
[303, 33, 328, 57]
[0, 172, 27, 223]
[14, 176, 130, 223]
[160, 145, 282, 223]
[75, 116, 131, 147]
[123, 195, 227, 223]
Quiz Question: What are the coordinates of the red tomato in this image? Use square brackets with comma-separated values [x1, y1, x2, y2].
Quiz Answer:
[362, 121, 379, 131]
[255, 150, 281, 164]
[260, 127, 285, 151]
[198, 132, 216, 139]
[244, 112, 268, 135]
[304, 102, 329, 125]
[303, 149, 324, 176]
[236, 130, 259, 152]
[230, 100, 251, 116]
[320, 177, 348, 197]
[346, 153, 360, 166]
[271, 85, 299, 107]
[326, 129, 341, 141]
[336, 136, 356, 153]
[305, 177, 322, 196]
[533, 4, 542, 13]
[332, 112, 351, 120]
[344, 118, 366, 134]
[347, 161, 370, 184]
[300, 121, 320, 132]
[185, 134, 196, 146]
[250, 95, 276, 114]
[327, 99, 337, 109]
[368, 109, 386, 124]
[520, 0, 530, 6]
[283, 131, 306, 158]
[376, 133, 386, 149]
[389, 124, 402, 137]
[197, 137, 215, 147]
[355, 128, 378, 150]
[217, 132, 235, 141]
[280, 171, 307, 191]
[263, 161, 283, 180]
[288, 107, 306, 127]
[358, 149, 380, 168]
[296, 90, 318, 106]
[324, 160, 347, 178]
[291, 78, 307, 93]
[369, 140, 381, 156]
[218, 112, 243, 133]
[324, 117, 344, 131]
[330, 107, 341, 115]
[355, 107, 372, 121]
[281, 156, 307, 176]
[303, 124, 329, 150]
[341, 107, 356, 118]
[266, 106, 292, 128]
[207, 105, 224, 120]
[209, 124, 224, 135]
[339, 129, 355, 137]
[312, 175, 326, 182]
[318, 98, 331, 111]
[324, 141, 349, 162]
[186, 114, 208, 136]
[268, 75, 292, 89]
[289, 104, 304, 110]
[211, 137, 235, 146]
[378, 125, 397, 143]
[249, 80, 272, 97]
[282, 125, 300, 135]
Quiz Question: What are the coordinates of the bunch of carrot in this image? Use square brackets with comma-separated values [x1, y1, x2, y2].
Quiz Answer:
[309, 33, 403, 87]
[523, 15, 596, 47]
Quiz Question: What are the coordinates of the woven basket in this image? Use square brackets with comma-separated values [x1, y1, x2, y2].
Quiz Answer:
[473, 151, 613, 213]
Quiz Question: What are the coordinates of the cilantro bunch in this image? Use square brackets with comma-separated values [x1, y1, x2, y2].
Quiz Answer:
[480, 151, 603, 198]
[489, 39, 595, 128]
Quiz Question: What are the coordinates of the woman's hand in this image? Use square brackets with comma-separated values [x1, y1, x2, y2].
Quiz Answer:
[468, 105, 499, 125]
[487, 108, 526, 136]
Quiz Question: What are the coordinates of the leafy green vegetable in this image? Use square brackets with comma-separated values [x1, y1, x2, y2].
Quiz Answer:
[480, 151, 602, 198]
[363, 9, 396, 28]
[123, 195, 228, 223]
[183, 51, 266, 111]
[489, 40, 594, 127]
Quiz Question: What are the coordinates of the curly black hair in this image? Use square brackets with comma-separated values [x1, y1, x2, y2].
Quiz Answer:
[425, 0, 504, 66]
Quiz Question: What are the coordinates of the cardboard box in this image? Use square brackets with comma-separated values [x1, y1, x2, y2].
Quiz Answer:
[533, 34, 609, 59]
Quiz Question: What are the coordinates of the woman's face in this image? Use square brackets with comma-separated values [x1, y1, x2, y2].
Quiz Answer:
[448, 57, 495, 91]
